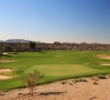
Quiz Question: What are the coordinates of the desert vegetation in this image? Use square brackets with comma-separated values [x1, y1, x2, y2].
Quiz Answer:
[23, 70, 43, 96]
[0, 51, 3, 57]
[1, 76, 110, 100]
[28, 41, 36, 51]
[1, 43, 110, 52]
[1, 44, 13, 52]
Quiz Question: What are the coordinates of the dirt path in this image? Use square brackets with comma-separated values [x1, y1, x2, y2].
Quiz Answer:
[0, 77, 110, 100]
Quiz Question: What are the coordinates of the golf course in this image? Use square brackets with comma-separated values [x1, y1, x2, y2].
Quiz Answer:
[0, 50, 110, 90]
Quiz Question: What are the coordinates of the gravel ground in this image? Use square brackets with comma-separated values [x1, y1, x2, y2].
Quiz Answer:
[0, 77, 110, 100]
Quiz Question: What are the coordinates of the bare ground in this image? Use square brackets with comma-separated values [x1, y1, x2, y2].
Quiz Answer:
[0, 77, 110, 100]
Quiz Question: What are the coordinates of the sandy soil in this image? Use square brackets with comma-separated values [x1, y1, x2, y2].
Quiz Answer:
[0, 75, 12, 80]
[0, 69, 12, 73]
[0, 77, 110, 100]
[0, 59, 15, 63]
[101, 63, 110, 66]
[0, 69, 13, 80]
[97, 54, 110, 60]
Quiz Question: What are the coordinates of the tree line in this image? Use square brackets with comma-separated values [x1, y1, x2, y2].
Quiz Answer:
[0, 41, 40, 57]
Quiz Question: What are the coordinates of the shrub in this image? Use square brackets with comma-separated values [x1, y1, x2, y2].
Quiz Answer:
[97, 74, 107, 79]
[93, 81, 98, 85]
[23, 70, 43, 96]
[0, 51, 3, 56]
[79, 78, 88, 82]
[61, 81, 67, 84]
[72, 78, 80, 83]
[72, 78, 87, 83]
[2, 44, 13, 52]
[91, 77, 99, 81]
[69, 83, 73, 85]
[28, 41, 36, 51]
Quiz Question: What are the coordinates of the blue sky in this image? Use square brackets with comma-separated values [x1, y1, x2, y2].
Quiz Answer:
[0, 0, 110, 43]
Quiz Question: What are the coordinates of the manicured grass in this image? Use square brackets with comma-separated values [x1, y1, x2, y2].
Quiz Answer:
[29, 64, 96, 76]
[0, 50, 110, 90]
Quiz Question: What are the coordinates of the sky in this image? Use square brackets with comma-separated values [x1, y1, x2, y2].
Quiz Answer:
[0, 0, 110, 43]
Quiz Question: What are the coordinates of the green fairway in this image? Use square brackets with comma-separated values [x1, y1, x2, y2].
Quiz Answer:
[0, 50, 110, 90]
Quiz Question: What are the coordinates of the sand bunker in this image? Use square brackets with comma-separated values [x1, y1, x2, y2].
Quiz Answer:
[3, 52, 8, 55]
[101, 63, 110, 66]
[0, 75, 12, 80]
[0, 69, 13, 80]
[3, 52, 17, 55]
[97, 54, 110, 60]
[0, 69, 12, 73]
[0, 59, 15, 63]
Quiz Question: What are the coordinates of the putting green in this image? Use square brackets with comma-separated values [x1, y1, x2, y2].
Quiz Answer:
[27, 64, 96, 76]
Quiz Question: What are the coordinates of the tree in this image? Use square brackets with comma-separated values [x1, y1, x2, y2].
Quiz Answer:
[37, 46, 42, 52]
[23, 70, 43, 96]
[2, 44, 13, 52]
[28, 41, 36, 51]
[0, 51, 3, 56]
[54, 41, 61, 44]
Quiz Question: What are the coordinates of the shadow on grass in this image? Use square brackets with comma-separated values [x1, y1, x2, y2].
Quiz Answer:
[3, 55, 12, 57]
[9, 52, 18, 54]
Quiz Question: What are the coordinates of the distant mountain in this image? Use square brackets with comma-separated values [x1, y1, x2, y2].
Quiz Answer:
[0, 39, 42, 43]
[0, 39, 31, 43]
[0, 40, 5, 43]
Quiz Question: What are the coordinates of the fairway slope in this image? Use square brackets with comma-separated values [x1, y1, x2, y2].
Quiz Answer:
[0, 51, 110, 90]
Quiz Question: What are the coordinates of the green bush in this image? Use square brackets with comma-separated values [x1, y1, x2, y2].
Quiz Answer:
[2, 44, 13, 52]
[0, 51, 3, 56]
[28, 41, 36, 51]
